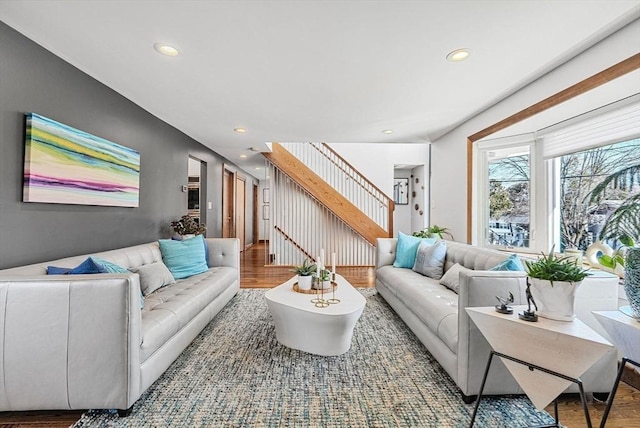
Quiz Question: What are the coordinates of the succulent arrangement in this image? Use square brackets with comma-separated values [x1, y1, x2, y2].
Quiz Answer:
[525, 247, 591, 286]
[291, 259, 317, 276]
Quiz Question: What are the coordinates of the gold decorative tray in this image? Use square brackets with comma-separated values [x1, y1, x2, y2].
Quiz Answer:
[292, 281, 338, 294]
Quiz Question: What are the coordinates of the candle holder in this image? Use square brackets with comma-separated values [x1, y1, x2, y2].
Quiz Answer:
[311, 276, 329, 307]
[327, 273, 340, 304]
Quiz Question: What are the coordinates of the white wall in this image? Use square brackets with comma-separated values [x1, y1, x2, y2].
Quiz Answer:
[327, 143, 430, 196]
[410, 165, 428, 234]
[430, 19, 640, 243]
[393, 170, 412, 236]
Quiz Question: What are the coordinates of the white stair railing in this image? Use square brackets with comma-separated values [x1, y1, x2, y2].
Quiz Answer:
[279, 142, 392, 233]
[265, 160, 376, 266]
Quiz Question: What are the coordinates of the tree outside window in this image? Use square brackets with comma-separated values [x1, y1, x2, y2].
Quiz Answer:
[488, 153, 530, 247]
[560, 139, 640, 251]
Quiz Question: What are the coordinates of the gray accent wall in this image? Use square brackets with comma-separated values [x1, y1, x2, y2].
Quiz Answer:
[0, 22, 246, 269]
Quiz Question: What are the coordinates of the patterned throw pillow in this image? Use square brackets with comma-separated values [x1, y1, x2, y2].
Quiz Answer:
[412, 240, 447, 279]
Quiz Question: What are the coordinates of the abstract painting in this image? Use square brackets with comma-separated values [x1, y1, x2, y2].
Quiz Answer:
[23, 113, 140, 207]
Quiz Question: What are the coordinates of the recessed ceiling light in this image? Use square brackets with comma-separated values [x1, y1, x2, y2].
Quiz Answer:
[239, 154, 247, 158]
[234, 128, 247, 133]
[382, 129, 393, 134]
[153, 43, 179, 56]
[254, 167, 261, 170]
[446, 48, 470, 62]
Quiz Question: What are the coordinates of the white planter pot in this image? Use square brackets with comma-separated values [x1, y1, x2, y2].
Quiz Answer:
[529, 277, 582, 321]
[311, 279, 331, 290]
[297, 275, 313, 290]
[173, 233, 196, 241]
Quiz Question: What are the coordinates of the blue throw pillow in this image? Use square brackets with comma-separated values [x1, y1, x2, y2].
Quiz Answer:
[489, 254, 525, 271]
[47, 257, 108, 275]
[393, 232, 437, 268]
[158, 234, 209, 280]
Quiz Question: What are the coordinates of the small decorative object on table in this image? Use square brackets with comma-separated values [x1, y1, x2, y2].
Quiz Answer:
[519, 279, 538, 322]
[327, 253, 340, 304]
[495, 292, 514, 314]
[311, 252, 329, 307]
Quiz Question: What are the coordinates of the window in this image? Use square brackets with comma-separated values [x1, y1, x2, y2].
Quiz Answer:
[488, 148, 530, 247]
[474, 135, 538, 250]
[559, 139, 640, 251]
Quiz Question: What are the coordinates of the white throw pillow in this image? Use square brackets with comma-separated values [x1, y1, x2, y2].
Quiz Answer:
[439, 263, 471, 294]
[412, 240, 446, 279]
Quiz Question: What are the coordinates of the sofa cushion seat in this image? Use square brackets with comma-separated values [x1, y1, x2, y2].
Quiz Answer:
[140, 266, 237, 361]
[378, 265, 458, 354]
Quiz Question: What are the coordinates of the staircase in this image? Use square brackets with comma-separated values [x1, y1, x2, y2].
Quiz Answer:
[262, 142, 394, 266]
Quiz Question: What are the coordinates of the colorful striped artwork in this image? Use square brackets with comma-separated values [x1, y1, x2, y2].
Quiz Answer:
[23, 113, 140, 207]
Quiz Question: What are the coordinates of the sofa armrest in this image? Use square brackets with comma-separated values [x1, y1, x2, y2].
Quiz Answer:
[206, 238, 240, 270]
[376, 238, 397, 269]
[0, 274, 142, 411]
[456, 270, 527, 395]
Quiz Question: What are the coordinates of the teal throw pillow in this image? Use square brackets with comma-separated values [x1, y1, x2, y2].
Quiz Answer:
[489, 254, 525, 271]
[158, 234, 209, 280]
[91, 257, 129, 273]
[92, 257, 145, 308]
[393, 232, 437, 268]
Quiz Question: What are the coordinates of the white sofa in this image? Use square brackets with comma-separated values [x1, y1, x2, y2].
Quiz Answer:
[0, 238, 239, 415]
[375, 238, 619, 403]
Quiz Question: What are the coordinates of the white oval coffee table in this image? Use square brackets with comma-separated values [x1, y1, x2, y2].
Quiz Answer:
[265, 274, 366, 356]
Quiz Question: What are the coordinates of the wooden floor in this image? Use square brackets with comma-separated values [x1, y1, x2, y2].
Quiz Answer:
[1, 242, 638, 427]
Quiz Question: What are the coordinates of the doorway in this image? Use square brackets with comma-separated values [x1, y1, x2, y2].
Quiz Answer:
[188, 156, 206, 226]
[253, 184, 259, 245]
[236, 175, 246, 251]
[222, 167, 235, 239]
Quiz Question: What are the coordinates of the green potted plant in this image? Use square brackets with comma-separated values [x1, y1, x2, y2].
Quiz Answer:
[171, 215, 206, 239]
[524, 247, 591, 321]
[318, 268, 332, 290]
[291, 259, 316, 290]
[412, 225, 453, 240]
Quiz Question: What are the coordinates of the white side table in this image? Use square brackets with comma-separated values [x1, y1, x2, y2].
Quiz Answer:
[592, 310, 640, 428]
[467, 306, 614, 428]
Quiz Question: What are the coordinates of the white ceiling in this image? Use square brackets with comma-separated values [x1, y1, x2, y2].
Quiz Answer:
[1, 0, 639, 179]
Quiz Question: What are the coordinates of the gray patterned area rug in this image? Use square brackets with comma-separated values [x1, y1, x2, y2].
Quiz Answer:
[74, 289, 553, 427]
